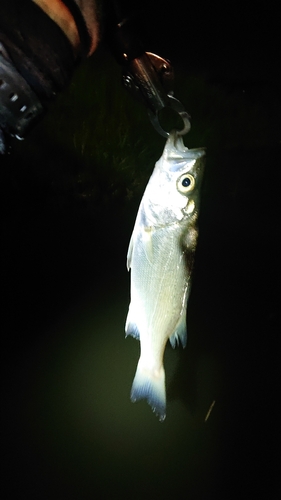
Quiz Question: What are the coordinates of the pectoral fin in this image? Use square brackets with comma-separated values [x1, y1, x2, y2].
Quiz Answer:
[143, 226, 154, 264]
[127, 234, 134, 270]
[127, 224, 154, 269]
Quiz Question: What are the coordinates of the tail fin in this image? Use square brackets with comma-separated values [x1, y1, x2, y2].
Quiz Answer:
[130, 360, 166, 421]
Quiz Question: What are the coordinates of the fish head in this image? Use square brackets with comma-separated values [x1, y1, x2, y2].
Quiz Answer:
[143, 131, 205, 227]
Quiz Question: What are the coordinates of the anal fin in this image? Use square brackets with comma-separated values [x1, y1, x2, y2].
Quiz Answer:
[125, 304, 140, 340]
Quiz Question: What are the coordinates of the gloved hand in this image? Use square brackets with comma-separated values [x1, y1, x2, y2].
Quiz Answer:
[0, 0, 101, 153]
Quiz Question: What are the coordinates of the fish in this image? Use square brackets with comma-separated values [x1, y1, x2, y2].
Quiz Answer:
[125, 130, 205, 421]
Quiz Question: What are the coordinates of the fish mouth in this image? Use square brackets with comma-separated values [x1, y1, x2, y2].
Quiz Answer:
[164, 131, 206, 163]
[165, 131, 187, 158]
[169, 131, 187, 152]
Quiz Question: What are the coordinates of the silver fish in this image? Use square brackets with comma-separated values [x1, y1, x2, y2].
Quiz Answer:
[126, 131, 205, 420]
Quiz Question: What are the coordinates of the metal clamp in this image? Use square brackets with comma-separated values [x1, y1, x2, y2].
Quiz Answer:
[122, 51, 191, 137]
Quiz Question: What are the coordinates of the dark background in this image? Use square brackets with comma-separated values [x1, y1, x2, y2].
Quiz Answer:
[2, 1, 280, 499]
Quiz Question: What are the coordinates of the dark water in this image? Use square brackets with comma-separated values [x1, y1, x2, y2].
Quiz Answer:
[2, 145, 279, 499]
[2, 3, 280, 498]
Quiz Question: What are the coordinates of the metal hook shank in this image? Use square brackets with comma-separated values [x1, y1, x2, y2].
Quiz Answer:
[123, 52, 190, 137]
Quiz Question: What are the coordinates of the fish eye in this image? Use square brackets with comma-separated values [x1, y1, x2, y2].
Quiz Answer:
[176, 173, 195, 194]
